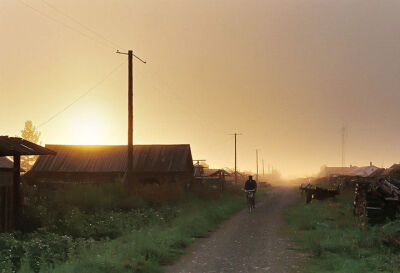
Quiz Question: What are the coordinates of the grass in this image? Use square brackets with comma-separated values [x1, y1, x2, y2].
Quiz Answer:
[37, 194, 245, 273]
[286, 190, 400, 273]
[1, 183, 248, 273]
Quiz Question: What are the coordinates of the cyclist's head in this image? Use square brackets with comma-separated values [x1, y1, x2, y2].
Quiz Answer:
[249, 175, 253, 180]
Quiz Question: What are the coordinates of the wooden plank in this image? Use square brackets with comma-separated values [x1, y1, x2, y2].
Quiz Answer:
[0, 188, 4, 232]
[13, 155, 20, 230]
[8, 184, 14, 232]
[5, 186, 9, 232]
[0, 168, 18, 172]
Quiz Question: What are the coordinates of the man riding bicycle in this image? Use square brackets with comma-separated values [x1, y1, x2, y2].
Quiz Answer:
[244, 175, 257, 209]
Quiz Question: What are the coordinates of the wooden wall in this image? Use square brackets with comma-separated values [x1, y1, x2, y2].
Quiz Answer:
[0, 172, 14, 232]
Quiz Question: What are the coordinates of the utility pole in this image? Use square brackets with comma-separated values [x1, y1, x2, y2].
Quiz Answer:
[229, 133, 242, 184]
[262, 158, 265, 177]
[341, 126, 346, 168]
[256, 149, 259, 182]
[117, 50, 146, 187]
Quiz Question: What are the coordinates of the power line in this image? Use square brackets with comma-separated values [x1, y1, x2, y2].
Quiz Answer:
[17, 0, 116, 50]
[38, 60, 126, 128]
[40, 0, 121, 49]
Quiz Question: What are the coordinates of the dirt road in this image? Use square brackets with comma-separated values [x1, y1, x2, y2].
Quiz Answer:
[165, 187, 301, 273]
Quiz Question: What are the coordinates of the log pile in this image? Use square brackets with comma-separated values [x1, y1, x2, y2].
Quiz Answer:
[299, 183, 340, 204]
[354, 179, 400, 224]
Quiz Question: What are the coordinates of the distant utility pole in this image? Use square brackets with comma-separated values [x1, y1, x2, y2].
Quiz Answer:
[256, 149, 259, 182]
[116, 50, 146, 186]
[229, 133, 242, 184]
[341, 126, 347, 168]
[262, 158, 265, 177]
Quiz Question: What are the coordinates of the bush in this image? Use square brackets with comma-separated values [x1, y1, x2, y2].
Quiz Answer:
[52, 184, 146, 212]
[189, 182, 221, 200]
[0, 233, 24, 273]
[137, 183, 186, 207]
[23, 232, 74, 273]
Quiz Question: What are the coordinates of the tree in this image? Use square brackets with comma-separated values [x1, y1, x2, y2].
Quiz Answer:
[20, 120, 41, 171]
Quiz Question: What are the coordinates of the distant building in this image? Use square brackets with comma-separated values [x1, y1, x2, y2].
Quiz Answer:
[350, 165, 380, 177]
[27, 144, 194, 187]
[197, 168, 231, 178]
[319, 162, 379, 178]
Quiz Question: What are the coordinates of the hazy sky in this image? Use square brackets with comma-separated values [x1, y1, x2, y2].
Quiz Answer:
[1, 0, 400, 178]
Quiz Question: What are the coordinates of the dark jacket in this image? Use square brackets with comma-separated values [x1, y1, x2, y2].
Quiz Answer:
[244, 179, 257, 191]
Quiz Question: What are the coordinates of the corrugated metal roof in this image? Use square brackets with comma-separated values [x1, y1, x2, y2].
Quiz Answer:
[0, 136, 56, 156]
[30, 144, 193, 173]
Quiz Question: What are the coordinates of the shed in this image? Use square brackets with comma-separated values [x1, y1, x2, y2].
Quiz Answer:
[201, 169, 231, 178]
[0, 136, 56, 231]
[28, 144, 194, 186]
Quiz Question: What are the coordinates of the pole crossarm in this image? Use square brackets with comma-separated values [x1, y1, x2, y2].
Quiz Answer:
[116, 50, 147, 64]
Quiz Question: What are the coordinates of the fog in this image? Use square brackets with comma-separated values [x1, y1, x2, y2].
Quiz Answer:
[1, 0, 400, 177]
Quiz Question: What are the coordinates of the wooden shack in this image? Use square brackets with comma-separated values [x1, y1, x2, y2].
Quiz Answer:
[27, 144, 194, 188]
[0, 136, 56, 231]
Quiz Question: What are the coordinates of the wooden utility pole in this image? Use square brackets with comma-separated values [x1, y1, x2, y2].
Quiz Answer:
[262, 158, 265, 177]
[341, 126, 346, 168]
[127, 50, 133, 182]
[256, 149, 259, 182]
[229, 133, 242, 184]
[116, 49, 146, 186]
[235, 134, 237, 184]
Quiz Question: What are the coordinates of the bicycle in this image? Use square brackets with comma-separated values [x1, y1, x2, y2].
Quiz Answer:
[245, 189, 256, 213]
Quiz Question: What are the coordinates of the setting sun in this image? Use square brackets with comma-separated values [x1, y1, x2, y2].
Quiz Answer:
[70, 111, 106, 145]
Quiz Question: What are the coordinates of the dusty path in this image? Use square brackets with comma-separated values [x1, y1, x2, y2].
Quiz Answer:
[165, 187, 301, 273]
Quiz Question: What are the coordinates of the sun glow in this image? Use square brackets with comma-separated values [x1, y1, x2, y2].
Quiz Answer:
[70, 111, 107, 145]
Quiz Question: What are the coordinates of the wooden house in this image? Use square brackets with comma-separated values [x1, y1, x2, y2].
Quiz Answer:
[27, 144, 194, 188]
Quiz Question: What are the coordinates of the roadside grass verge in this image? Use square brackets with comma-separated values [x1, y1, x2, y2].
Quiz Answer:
[286, 191, 400, 273]
[37, 194, 245, 273]
[1, 183, 248, 273]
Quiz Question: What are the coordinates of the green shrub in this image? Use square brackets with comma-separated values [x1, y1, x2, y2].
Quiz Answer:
[0, 233, 24, 273]
[23, 232, 74, 273]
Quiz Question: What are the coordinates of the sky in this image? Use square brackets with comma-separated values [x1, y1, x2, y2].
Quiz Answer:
[1, 0, 400, 178]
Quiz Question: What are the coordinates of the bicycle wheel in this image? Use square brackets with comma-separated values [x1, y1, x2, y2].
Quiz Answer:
[247, 199, 252, 213]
